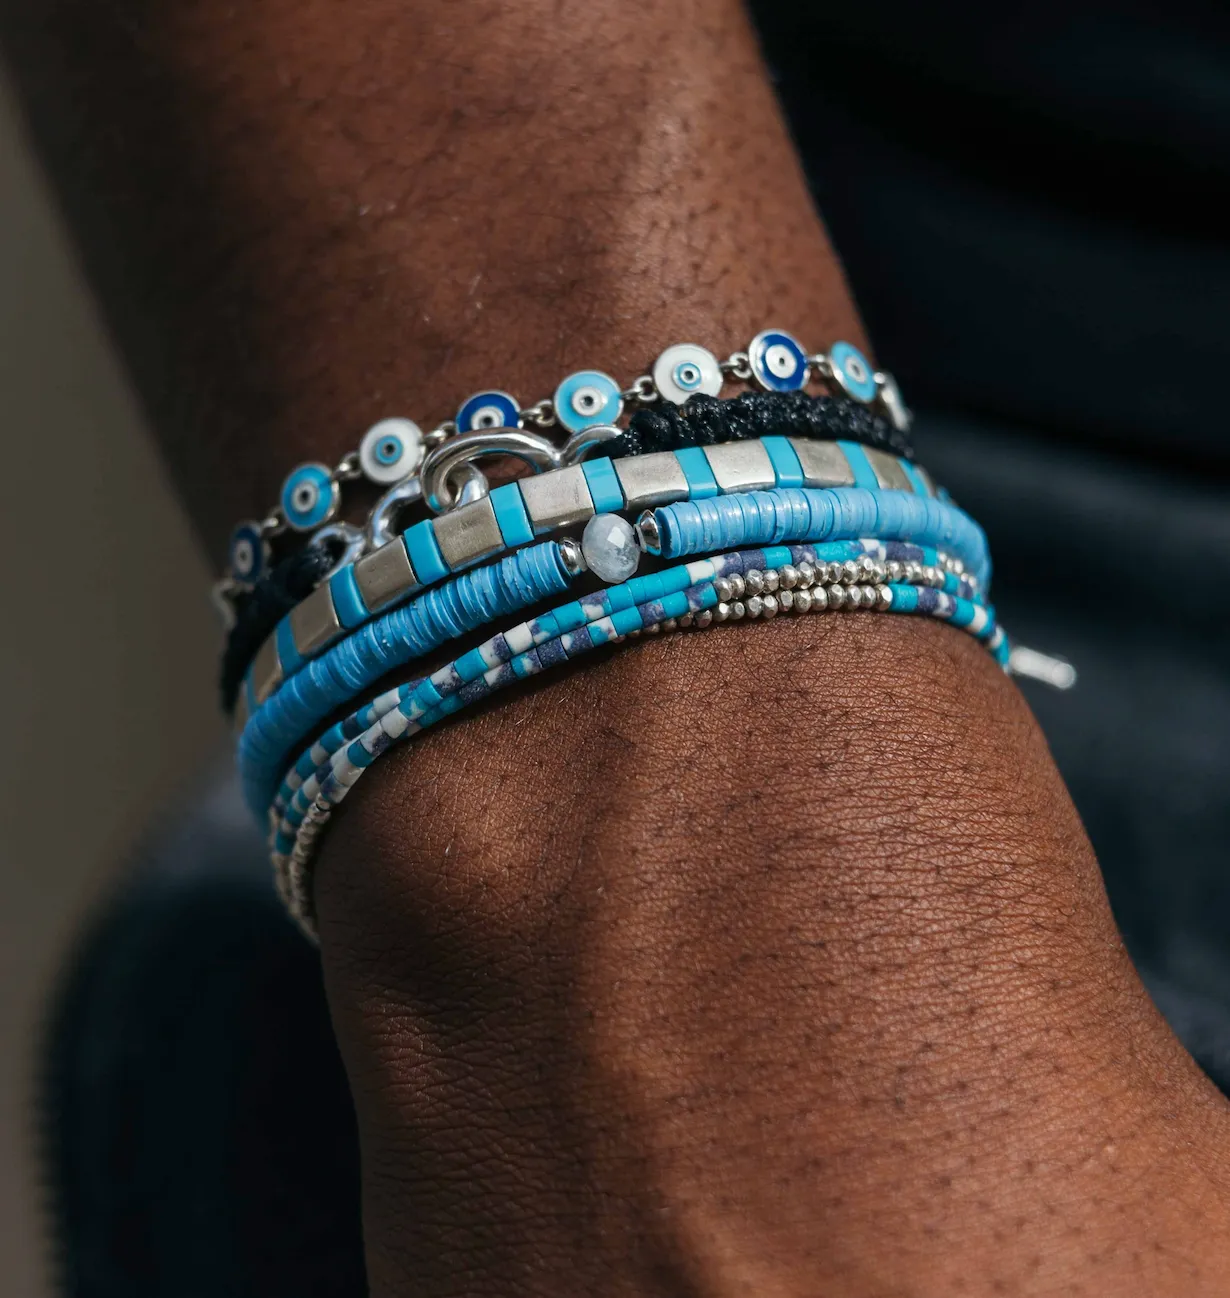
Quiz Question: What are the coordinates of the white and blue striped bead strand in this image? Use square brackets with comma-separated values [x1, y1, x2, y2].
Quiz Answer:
[271, 545, 997, 847]
[272, 552, 1002, 936]
[267, 540, 983, 825]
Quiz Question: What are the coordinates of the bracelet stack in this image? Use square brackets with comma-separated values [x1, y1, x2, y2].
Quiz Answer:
[214, 328, 1062, 938]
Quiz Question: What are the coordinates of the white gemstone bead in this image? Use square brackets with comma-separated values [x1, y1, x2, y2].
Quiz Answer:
[581, 514, 640, 583]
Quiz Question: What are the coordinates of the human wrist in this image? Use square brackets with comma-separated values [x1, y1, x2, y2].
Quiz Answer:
[313, 615, 1230, 1297]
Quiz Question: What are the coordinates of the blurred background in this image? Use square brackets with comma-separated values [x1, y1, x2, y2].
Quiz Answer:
[0, 3, 1228, 1294]
[0, 72, 221, 1295]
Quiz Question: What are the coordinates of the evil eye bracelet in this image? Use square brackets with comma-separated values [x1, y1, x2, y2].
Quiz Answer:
[236, 482, 989, 817]
[272, 547, 1001, 938]
[218, 332, 907, 601]
[232, 435, 938, 722]
[219, 386, 913, 705]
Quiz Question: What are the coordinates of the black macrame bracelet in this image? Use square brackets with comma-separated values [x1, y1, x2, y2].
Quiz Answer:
[223, 391, 910, 713]
[609, 390, 911, 460]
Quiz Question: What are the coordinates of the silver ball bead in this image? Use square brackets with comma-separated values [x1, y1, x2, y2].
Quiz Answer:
[886, 560, 904, 584]
[714, 577, 733, 603]
[731, 600, 746, 620]
[797, 561, 816, 588]
[661, 618, 678, 633]
[779, 564, 799, 590]
[678, 613, 693, 628]
[695, 608, 714, 628]
[841, 559, 860, 585]
[715, 602, 731, 622]
[746, 594, 764, 618]
[762, 568, 780, 594]
[762, 593, 779, 618]
[876, 584, 893, 610]
[745, 569, 765, 596]
[846, 585, 864, 609]
[858, 555, 877, 580]
[811, 585, 828, 612]
[729, 574, 746, 600]
[778, 588, 794, 612]
[827, 583, 846, 610]
[793, 589, 812, 614]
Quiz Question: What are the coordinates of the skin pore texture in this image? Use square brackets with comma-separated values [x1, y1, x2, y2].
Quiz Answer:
[5, 0, 1230, 1293]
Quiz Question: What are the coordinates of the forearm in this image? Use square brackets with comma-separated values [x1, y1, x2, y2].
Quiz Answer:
[8, 1, 1229, 1294]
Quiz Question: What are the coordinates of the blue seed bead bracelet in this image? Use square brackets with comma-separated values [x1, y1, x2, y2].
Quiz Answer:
[239, 486, 990, 818]
[239, 436, 939, 719]
[272, 553, 1002, 936]
[219, 331, 908, 594]
[268, 540, 981, 824]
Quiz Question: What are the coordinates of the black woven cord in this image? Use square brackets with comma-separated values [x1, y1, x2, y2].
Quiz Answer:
[222, 392, 910, 714]
[220, 540, 339, 714]
[608, 390, 911, 460]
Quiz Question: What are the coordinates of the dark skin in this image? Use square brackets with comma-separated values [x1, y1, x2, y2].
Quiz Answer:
[6, 0, 1230, 1292]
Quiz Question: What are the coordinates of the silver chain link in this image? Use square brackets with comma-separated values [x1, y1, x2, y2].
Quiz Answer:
[620, 374, 658, 405]
[519, 398, 557, 429]
[720, 351, 752, 382]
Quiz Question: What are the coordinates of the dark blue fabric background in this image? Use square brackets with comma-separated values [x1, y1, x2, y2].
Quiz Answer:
[40, 4, 1230, 1292]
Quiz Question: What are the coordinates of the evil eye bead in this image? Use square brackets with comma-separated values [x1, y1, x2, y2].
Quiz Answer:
[652, 343, 723, 405]
[280, 463, 339, 533]
[828, 340, 878, 404]
[553, 370, 623, 434]
[748, 330, 809, 391]
[358, 418, 425, 485]
[457, 390, 521, 434]
[228, 521, 269, 585]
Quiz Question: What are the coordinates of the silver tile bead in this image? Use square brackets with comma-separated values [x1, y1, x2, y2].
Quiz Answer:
[290, 583, 342, 657]
[433, 495, 505, 570]
[863, 447, 914, 492]
[613, 451, 689, 510]
[790, 438, 856, 487]
[251, 633, 283, 707]
[702, 440, 776, 493]
[354, 537, 418, 613]
[519, 464, 595, 531]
